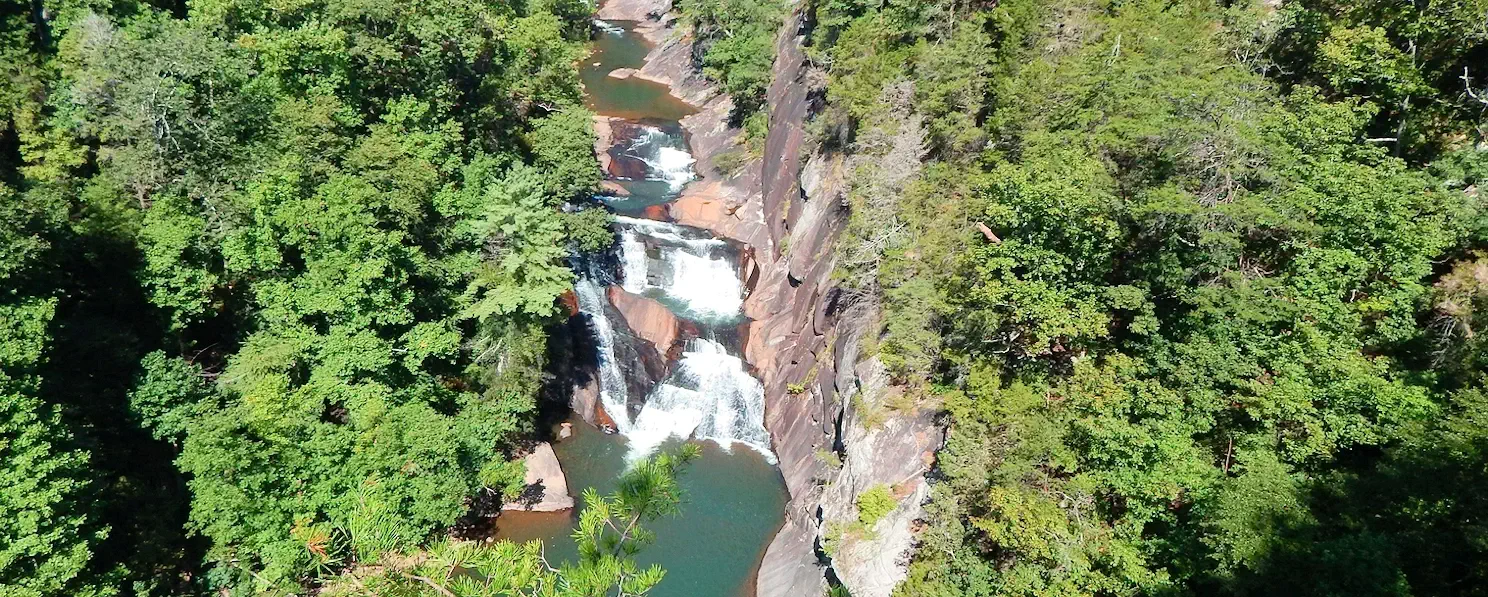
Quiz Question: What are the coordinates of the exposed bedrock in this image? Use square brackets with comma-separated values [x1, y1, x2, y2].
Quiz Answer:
[588, 1, 945, 595]
[818, 359, 944, 596]
[605, 293, 671, 421]
[549, 310, 604, 428]
[593, 115, 614, 175]
[561, 286, 671, 427]
[502, 442, 575, 512]
[596, 0, 671, 28]
[607, 285, 690, 360]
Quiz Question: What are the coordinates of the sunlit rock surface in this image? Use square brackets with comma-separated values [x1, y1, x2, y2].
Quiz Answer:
[502, 443, 574, 512]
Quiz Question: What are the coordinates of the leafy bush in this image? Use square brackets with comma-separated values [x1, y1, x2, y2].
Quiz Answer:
[677, 0, 787, 118]
[856, 484, 896, 527]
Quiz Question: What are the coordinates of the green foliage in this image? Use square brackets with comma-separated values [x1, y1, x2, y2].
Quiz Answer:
[127, 351, 215, 443]
[814, 448, 842, 470]
[711, 147, 752, 176]
[851, 391, 886, 430]
[528, 109, 603, 200]
[463, 164, 576, 321]
[1, 0, 604, 592]
[810, 0, 1488, 596]
[855, 485, 896, 527]
[569, 445, 700, 594]
[1271, 0, 1488, 157]
[0, 393, 116, 597]
[677, 0, 787, 118]
[563, 207, 616, 254]
[0, 299, 116, 597]
[478, 458, 527, 501]
[138, 194, 219, 331]
[319, 447, 698, 597]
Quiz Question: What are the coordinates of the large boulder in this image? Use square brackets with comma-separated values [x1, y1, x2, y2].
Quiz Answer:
[607, 286, 683, 357]
[597, 0, 672, 23]
[502, 443, 575, 512]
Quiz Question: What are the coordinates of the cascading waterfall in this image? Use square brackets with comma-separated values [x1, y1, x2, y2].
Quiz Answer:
[580, 217, 769, 461]
[619, 230, 650, 295]
[615, 217, 743, 321]
[626, 126, 696, 191]
[627, 338, 775, 462]
[570, 19, 771, 467]
[593, 19, 624, 35]
[574, 278, 632, 434]
[501, 18, 787, 596]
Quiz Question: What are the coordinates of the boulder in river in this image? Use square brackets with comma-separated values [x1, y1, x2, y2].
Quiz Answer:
[607, 286, 682, 356]
[502, 443, 574, 512]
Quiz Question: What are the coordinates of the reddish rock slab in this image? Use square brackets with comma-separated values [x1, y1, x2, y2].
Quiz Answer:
[559, 289, 579, 317]
[597, 0, 671, 23]
[641, 203, 671, 220]
[600, 180, 631, 196]
[606, 286, 680, 354]
[593, 115, 614, 174]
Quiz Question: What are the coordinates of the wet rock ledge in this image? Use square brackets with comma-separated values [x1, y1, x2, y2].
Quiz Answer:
[586, 2, 948, 596]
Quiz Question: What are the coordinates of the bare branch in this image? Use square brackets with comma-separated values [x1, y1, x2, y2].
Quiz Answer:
[1464, 67, 1488, 106]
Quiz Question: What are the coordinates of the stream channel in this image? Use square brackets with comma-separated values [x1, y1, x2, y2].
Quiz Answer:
[493, 17, 790, 597]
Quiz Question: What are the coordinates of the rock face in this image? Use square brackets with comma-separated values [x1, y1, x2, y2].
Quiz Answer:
[596, 0, 671, 23]
[642, 5, 942, 597]
[580, 2, 945, 595]
[558, 284, 670, 428]
[817, 360, 943, 597]
[593, 115, 615, 174]
[603, 296, 671, 421]
[550, 311, 604, 428]
[607, 286, 684, 358]
[502, 443, 574, 512]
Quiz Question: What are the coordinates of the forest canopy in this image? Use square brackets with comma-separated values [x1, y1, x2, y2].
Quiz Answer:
[805, 0, 1488, 595]
[6, 0, 1488, 596]
[1, 0, 615, 594]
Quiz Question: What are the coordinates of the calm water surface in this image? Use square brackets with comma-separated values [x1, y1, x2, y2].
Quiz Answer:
[497, 422, 787, 597]
[582, 22, 698, 122]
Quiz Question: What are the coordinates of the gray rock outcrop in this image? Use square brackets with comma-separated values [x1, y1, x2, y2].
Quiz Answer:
[502, 443, 575, 512]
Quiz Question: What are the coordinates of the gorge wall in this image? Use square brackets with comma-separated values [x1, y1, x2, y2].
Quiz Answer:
[581, 2, 946, 595]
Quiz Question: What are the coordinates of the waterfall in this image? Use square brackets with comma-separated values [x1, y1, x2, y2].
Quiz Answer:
[619, 230, 649, 295]
[626, 126, 696, 191]
[614, 217, 742, 321]
[593, 19, 624, 35]
[574, 278, 631, 433]
[626, 338, 775, 462]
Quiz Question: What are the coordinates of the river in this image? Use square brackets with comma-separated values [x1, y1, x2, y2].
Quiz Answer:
[493, 16, 790, 597]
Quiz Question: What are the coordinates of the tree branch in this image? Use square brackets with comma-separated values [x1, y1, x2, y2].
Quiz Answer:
[405, 574, 457, 597]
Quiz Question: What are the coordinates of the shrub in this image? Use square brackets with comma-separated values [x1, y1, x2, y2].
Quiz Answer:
[856, 484, 896, 527]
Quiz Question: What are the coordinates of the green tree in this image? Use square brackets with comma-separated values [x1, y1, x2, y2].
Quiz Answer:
[0, 301, 116, 597]
[677, 0, 786, 118]
[322, 446, 700, 597]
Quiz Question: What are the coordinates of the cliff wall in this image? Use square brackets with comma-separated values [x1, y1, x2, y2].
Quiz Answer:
[587, 2, 944, 595]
